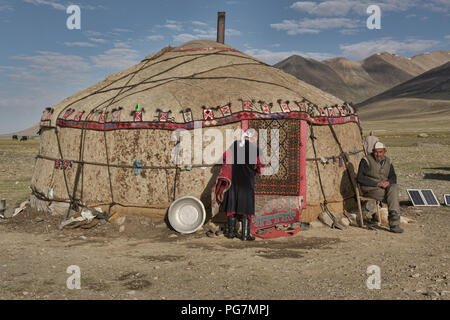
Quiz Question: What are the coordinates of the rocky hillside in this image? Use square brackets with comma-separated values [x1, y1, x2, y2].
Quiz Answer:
[356, 62, 450, 121]
[275, 50, 450, 104]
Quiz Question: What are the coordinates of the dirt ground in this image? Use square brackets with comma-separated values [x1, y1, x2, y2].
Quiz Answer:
[0, 204, 449, 300]
[0, 134, 449, 300]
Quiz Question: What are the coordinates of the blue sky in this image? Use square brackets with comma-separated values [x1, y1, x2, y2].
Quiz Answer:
[0, 0, 449, 133]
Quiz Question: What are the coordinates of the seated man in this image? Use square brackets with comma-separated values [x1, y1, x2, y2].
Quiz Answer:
[357, 142, 403, 233]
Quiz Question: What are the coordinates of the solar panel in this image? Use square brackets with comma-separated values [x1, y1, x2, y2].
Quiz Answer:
[407, 189, 441, 206]
[407, 189, 426, 206]
[445, 194, 450, 206]
[421, 190, 440, 206]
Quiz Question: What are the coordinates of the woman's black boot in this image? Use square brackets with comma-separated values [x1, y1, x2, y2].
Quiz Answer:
[241, 216, 255, 241]
[226, 214, 237, 239]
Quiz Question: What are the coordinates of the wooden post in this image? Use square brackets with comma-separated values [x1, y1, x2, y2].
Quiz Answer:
[217, 12, 225, 44]
[354, 187, 365, 227]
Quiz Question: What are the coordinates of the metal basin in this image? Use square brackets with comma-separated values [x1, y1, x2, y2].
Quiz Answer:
[168, 196, 206, 234]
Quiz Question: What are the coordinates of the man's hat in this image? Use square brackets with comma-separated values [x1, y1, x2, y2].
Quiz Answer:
[373, 142, 386, 150]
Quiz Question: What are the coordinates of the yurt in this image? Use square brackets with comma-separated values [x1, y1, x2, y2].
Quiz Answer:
[31, 39, 364, 226]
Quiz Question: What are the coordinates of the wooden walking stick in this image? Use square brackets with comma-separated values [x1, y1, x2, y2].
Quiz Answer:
[348, 170, 365, 228]
[327, 123, 365, 228]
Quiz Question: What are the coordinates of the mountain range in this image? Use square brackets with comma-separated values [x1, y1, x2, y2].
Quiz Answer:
[356, 61, 450, 122]
[274, 50, 450, 104]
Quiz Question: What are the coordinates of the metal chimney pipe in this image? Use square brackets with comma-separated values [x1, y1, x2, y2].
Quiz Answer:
[217, 12, 225, 44]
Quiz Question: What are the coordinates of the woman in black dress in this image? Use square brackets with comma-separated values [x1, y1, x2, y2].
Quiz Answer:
[223, 133, 262, 241]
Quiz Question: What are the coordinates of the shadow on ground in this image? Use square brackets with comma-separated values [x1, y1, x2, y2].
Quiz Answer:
[423, 173, 450, 181]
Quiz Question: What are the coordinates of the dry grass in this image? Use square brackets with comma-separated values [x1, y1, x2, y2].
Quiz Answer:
[376, 131, 450, 147]
[359, 119, 450, 203]
[0, 138, 40, 206]
[360, 119, 450, 147]
[357, 98, 450, 129]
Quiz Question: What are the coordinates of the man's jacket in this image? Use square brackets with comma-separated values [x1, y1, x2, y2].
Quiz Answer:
[357, 153, 397, 187]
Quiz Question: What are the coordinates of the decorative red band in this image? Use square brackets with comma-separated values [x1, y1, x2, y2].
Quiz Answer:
[172, 47, 241, 53]
[54, 111, 359, 131]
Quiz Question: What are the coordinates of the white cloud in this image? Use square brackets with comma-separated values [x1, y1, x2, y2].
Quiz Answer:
[290, 1, 354, 16]
[91, 48, 140, 70]
[172, 25, 241, 43]
[192, 21, 208, 26]
[290, 1, 317, 13]
[147, 35, 165, 41]
[244, 48, 335, 65]
[85, 30, 104, 37]
[113, 42, 131, 48]
[340, 28, 359, 35]
[288, 0, 448, 21]
[162, 20, 183, 32]
[0, 4, 13, 11]
[377, 0, 419, 12]
[79, 4, 106, 10]
[0, 44, 140, 133]
[270, 20, 319, 35]
[340, 38, 441, 60]
[292, 0, 421, 16]
[303, 17, 357, 29]
[89, 37, 107, 44]
[24, 1, 105, 11]
[12, 51, 91, 74]
[173, 33, 199, 43]
[164, 23, 183, 31]
[162, 19, 243, 43]
[23, 0, 65, 10]
[192, 28, 209, 34]
[423, 0, 450, 12]
[226, 28, 241, 36]
[8, 51, 93, 86]
[271, 18, 357, 35]
[113, 28, 133, 33]
[0, 66, 22, 72]
[0, 66, 41, 81]
[64, 42, 96, 47]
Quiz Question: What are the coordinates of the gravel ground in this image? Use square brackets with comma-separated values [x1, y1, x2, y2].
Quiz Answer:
[0, 203, 448, 300]
[0, 143, 449, 300]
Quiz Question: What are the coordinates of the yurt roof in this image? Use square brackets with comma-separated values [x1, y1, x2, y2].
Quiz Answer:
[44, 40, 345, 127]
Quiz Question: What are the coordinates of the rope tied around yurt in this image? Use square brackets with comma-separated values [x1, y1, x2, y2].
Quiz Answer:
[90, 66, 306, 109]
[63, 126, 86, 218]
[306, 148, 364, 163]
[70, 52, 160, 215]
[53, 127, 74, 207]
[36, 154, 220, 170]
[326, 121, 359, 192]
[308, 123, 343, 229]
[30, 184, 171, 212]
[52, 50, 266, 117]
